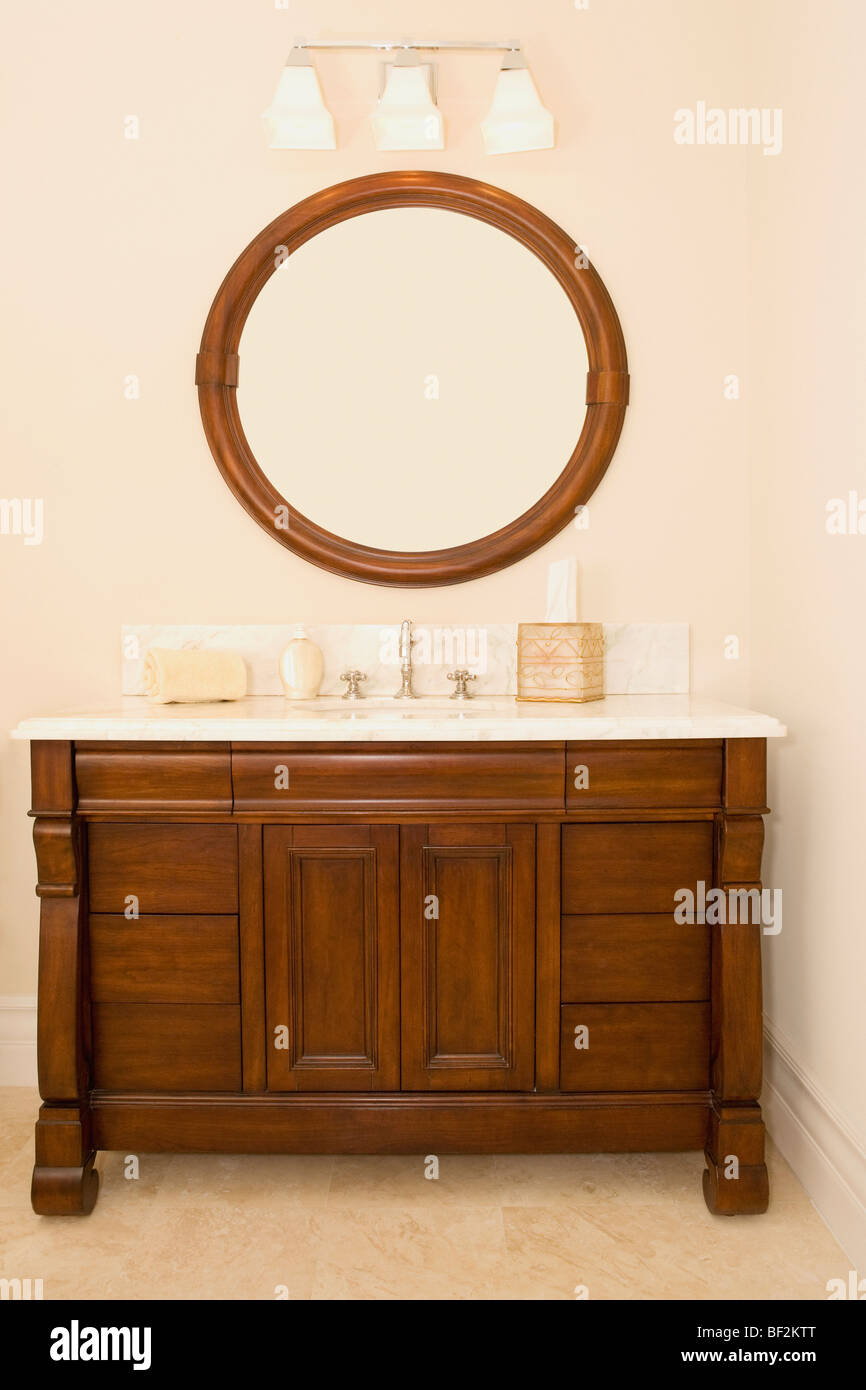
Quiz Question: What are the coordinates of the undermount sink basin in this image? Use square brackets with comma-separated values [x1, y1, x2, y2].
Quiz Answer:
[287, 695, 503, 713]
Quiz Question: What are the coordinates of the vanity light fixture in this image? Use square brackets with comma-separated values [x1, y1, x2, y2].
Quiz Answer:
[264, 40, 553, 153]
[262, 46, 336, 150]
[481, 50, 555, 155]
[372, 49, 444, 152]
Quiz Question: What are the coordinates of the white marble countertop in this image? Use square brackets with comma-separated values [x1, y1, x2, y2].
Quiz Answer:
[11, 695, 787, 742]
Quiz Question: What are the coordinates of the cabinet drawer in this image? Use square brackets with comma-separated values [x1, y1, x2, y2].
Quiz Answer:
[560, 1003, 710, 1091]
[561, 914, 710, 1002]
[76, 744, 232, 812]
[88, 824, 238, 913]
[561, 822, 713, 914]
[566, 742, 722, 810]
[233, 744, 564, 811]
[90, 915, 239, 1004]
[91, 1003, 241, 1090]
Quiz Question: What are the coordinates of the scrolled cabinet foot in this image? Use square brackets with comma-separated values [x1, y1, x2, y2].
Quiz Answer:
[702, 1154, 769, 1215]
[31, 1154, 99, 1216]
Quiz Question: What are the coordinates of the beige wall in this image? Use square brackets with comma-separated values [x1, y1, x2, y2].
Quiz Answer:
[0, 0, 757, 993]
[748, 2, 866, 1146]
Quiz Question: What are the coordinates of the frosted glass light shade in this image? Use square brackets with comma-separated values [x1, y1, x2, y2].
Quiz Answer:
[371, 64, 444, 151]
[482, 65, 554, 154]
[263, 60, 336, 150]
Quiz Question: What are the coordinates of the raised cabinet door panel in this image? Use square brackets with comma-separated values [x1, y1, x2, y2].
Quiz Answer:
[400, 824, 536, 1091]
[263, 825, 399, 1091]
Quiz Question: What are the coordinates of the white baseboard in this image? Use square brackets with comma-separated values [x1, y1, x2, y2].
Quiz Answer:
[763, 1018, 866, 1272]
[0, 996, 37, 1086]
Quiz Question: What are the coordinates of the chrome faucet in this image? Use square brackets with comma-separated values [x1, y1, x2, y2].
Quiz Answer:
[394, 618, 418, 699]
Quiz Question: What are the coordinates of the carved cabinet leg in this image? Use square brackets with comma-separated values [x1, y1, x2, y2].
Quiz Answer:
[30, 742, 99, 1215]
[703, 1101, 768, 1214]
[703, 740, 770, 1215]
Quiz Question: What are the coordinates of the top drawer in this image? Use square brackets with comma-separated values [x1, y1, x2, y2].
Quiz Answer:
[76, 744, 232, 812]
[88, 824, 238, 913]
[232, 744, 565, 812]
[566, 742, 722, 810]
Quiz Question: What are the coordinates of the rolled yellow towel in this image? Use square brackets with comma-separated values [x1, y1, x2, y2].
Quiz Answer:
[143, 648, 247, 704]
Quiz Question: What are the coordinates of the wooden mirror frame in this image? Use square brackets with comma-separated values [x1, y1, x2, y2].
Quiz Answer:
[196, 170, 629, 588]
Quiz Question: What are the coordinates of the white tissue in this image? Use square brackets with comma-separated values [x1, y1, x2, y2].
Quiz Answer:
[545, 558, 578, 622]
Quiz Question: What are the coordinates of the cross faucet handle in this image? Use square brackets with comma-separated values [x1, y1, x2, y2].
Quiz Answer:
[340, 670, 367, 699]
[447, 669, 477, 699]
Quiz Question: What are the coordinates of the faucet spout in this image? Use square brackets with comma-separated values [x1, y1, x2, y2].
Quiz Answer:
[394, 619, 418, 699]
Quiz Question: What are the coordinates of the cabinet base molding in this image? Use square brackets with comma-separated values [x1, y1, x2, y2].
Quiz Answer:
[91, 1091, 709, 1158]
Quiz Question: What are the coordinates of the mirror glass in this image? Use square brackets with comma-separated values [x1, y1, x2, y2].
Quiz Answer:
[237, 207, 589, 553]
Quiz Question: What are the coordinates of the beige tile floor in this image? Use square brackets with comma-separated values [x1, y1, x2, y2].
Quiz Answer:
[0, 1087, 851, 1300]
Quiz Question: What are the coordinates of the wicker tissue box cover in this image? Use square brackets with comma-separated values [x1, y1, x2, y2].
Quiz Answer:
[516, 622, 605, 703]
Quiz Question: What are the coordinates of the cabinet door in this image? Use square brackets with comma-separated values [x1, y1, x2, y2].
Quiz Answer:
[263, 825, 399, 1090]
[400, 824, 535, 1091]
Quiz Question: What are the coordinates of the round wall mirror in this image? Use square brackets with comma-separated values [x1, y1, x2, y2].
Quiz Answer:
[196, 171, 629, 587]
[239, 208, 588, 553]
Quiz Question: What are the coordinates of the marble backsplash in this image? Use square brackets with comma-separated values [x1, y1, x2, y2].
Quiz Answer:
[121, 623, 690, 697]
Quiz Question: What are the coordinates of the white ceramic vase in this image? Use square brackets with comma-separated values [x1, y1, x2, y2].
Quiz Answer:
[279, 626, 324, 700]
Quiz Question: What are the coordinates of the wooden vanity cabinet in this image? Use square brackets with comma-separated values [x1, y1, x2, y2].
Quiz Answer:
[28, 736, 770, 1218]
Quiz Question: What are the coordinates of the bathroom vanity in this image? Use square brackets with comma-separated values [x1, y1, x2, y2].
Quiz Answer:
[16, 695, 784, 1216]
[16, 173, 785, 1217]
